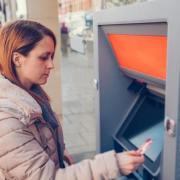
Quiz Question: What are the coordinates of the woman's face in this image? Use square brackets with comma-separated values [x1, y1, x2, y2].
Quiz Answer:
[15, 36, 55, 89]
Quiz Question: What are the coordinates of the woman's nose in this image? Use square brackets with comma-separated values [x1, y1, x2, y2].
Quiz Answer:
[47, 59, 54, 69]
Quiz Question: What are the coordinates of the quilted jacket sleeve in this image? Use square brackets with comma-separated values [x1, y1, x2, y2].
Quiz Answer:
[55, 151, 120, 180]
[0, 112, 120, 180]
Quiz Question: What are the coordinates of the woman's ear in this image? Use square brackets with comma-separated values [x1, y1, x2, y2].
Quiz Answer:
[12, 52, 22, 67]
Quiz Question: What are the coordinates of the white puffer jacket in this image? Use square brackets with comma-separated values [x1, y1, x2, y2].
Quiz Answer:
[0, 75, 120, 180]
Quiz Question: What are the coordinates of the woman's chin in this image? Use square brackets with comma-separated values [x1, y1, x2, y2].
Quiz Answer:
[39, 79, 48, 85]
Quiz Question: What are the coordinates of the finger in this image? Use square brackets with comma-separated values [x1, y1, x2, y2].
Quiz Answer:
[132, 156, 145, 167]
[64, 156, 74, 165]
[127, 162, 142, 172]
[127, 150, 142, 156]
[131, 163, 144, 173]
[127, 154, 144, 165]
[67, 159, 73, 165]
[119, 167, 132, 176]
[68, 156, 75, 164]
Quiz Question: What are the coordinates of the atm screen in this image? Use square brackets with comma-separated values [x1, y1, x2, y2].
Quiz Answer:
[114, 93, 164, 175]
[107, 34, 167, 81]
[123, 96, 164, 162]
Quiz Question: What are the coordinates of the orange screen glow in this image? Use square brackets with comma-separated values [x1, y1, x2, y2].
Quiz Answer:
[108, 34, 167, 80]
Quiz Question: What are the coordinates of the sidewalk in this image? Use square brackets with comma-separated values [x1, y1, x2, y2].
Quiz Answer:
[61, 46, 96, 162]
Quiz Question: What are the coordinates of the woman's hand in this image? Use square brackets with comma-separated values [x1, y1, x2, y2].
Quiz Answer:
[116, 150, 144, 176]
[64, 149, 74, 165]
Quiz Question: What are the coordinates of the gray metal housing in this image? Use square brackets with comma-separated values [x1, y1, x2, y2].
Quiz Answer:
[93, 0, 180, 179]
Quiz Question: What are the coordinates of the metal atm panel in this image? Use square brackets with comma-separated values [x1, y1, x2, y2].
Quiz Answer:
[94, 0, 180, 180]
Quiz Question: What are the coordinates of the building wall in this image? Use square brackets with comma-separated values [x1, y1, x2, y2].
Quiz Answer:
[59, 0, 92, 15]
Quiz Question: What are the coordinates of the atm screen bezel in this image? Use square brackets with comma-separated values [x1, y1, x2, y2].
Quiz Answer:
[113, 92, 164, 176]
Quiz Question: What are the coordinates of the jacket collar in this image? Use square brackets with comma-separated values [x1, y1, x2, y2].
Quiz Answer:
[0, 74, 42, 125]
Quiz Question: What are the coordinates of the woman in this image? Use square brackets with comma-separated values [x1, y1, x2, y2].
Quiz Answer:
[0, 20, 144, 179]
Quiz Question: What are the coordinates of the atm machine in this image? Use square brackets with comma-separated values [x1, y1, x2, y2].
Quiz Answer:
[94, 0, 180, 180]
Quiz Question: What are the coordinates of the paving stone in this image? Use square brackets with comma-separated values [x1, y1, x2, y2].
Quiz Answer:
[80, 131, 96, 145]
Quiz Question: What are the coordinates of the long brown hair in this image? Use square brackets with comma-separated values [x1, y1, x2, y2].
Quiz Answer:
[0, 20, 57, 103]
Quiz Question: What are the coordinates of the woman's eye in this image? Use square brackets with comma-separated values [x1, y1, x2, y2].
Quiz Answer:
[39, 56, 48, 60]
